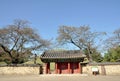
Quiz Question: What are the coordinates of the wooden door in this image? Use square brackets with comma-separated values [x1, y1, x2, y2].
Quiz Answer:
[59, 62, 68, 74]
[70, 62, 79, 74]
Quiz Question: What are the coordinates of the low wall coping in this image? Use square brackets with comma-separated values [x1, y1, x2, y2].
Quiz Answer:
[0, 64, 42, 67]
[88, 62, 120, 66]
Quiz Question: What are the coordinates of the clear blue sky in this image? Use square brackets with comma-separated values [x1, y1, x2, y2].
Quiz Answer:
[0, 0, 120, 40]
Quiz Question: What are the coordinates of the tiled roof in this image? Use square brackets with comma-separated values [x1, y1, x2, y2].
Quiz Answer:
[40, 50, 86, 59]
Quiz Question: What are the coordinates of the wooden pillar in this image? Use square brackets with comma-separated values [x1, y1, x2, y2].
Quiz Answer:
[78, 62, 82, 74]
[58, 62, 60, 74]
[70, 62, 73, 74]
[68, 62, 70, 74]
[55, 62, 58, 74]
[48, 62, 50, 74]
[45, 63, 48, 74]
[46, 62, 50, 74]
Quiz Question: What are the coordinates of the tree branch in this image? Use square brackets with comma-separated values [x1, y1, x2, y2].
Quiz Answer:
[0, 44, 13, 58]
[10, 36, 19, 52]
[70, 39, 82, 49]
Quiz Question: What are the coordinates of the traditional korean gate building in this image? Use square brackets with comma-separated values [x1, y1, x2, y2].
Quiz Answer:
[40, 50, 86, 74]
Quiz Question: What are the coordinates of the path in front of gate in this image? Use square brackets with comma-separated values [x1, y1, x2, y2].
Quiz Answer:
[0, 74, 120, 81]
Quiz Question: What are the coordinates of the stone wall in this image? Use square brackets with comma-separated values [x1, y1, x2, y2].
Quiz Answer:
[82, 63, 120, 75]
[0, 64, 43, 75]
[0, 63, 120, 75]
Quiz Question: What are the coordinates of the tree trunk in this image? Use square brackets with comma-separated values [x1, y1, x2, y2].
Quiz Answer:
[87, 47, 92, 62]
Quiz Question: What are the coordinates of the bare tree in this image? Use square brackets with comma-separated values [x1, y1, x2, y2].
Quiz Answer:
[113, 28, 120, 45]
[0, 19, 50, 64]
[57, 25, 105, 62]
[105, 28, 120, 49]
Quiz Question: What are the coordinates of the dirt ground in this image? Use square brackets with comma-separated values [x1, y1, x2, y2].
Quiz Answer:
[0, 74, 120, 81]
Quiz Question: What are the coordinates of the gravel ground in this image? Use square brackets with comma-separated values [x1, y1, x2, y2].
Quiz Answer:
[0, 74, 120, 81]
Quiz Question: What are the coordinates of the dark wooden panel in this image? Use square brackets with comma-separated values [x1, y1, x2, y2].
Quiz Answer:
[70, 62, 79, 73]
